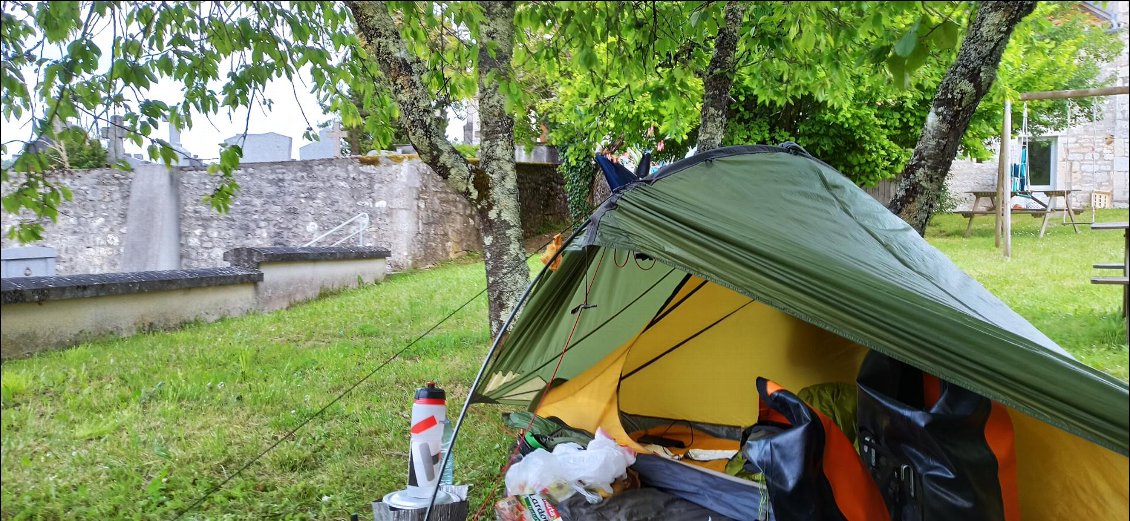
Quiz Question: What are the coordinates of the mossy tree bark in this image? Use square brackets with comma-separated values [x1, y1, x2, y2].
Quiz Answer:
[475, 1, 528, 338]
[887, 1, 1037, 235]
[696, 0, 747, 153]
[346, 1, 528, 337]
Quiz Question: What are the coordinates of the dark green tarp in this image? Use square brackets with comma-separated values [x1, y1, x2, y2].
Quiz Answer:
[475, 145, 1128, 455]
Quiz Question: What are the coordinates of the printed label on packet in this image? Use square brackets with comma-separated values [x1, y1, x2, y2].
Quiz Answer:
[518, 494, 561, 521]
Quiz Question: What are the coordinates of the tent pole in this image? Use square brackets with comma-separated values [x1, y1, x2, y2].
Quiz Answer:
[424, 222, 591, 521]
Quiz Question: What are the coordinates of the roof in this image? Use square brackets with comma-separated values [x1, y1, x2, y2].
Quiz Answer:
[222, 132, 293, 143]
[478, 145, 1128, 455]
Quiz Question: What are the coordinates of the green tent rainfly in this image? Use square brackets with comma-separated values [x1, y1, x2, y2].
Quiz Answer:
[473, 145, 1129, 457]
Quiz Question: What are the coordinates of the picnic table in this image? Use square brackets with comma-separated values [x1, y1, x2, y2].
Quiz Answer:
[1090, 221, 1128, 341]
[961, 189, 1080, 238]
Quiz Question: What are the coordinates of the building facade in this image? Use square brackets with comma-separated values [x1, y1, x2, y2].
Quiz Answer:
[947, 2, 1128, 210]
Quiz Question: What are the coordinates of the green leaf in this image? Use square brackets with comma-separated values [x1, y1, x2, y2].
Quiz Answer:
[933, 19, 960, 50]
[905, 40, 930, 73]
[886, 55, 909, 89]
[894, 23, 920, 58]
[577, 48, 596, 70]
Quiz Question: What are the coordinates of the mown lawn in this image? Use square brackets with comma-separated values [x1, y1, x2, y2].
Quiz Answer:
[1, 256, 515, 519]
[1, 209, 1127, 519]
[927, 208, 1128, 379]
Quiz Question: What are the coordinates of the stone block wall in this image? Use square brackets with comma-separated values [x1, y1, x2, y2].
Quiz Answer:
[177, 156, 481, 271]
[4, 156, 568, 275]
[1, 168, 132, 274]
[945, 159, 1000, 210]
[516, 162, 569, 236]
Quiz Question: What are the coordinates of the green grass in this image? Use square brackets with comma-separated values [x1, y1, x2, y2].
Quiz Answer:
[2, 209, 1127, 519]
[927, 208, 1128, 379]
[1, 256, 522, 519]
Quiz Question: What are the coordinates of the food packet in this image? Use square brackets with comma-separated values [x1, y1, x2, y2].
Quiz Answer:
[494, 494, 562, 521]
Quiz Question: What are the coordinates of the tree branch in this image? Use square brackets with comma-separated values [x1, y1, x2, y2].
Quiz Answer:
[696, 0, 746, 152]
[343, 1, 478, 201]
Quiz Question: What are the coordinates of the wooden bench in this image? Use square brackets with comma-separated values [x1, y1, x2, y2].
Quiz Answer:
[959, 209, 1083, 218]
[1091, 276, 1130, 285]
[1090, 222, 1129, 343]
[962, 190, 1081, 238]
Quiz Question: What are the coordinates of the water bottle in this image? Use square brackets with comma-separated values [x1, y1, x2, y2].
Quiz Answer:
[440, 419, 455, 485]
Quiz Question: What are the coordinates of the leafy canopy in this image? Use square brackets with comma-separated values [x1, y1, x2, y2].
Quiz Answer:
[532, 1, 1122, 201]
[1, 2, 1121, 240]
[1, 1, 356, 241]
[1, 1, 557, 241]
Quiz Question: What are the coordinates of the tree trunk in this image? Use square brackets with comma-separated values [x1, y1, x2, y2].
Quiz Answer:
[696, 1, 747, 153]
[346, 1, 529, 336]
[476, 1, 529, 338]
[887, 1, 1037, 234]
[345, 2, 479, 196]
[347, 127, 362, 155]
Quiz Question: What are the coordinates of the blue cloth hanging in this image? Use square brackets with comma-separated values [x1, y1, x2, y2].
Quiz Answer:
[595, 152, 651, 190]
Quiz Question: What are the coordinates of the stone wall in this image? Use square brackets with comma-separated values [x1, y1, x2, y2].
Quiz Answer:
[1, 246, 389, 358]
[3, 156, 568, 275]
[1, 168, 132, 275]
[516, 162, 569, 236]
[178, 156, 481, 271]
[945, 159, 1000, 210]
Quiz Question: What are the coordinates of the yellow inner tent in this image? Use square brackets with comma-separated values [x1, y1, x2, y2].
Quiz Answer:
[536, 278, 1128, 520]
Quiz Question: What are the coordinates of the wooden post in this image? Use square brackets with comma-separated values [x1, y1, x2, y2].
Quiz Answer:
[1003, 100, 1012, 252]
[1018, 85, 1129, 101]
[996, 100, 1012, 254]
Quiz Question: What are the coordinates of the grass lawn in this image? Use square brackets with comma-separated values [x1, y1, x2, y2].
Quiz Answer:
[2, 209, 1127, 519]
[927, 208, 1128, 379]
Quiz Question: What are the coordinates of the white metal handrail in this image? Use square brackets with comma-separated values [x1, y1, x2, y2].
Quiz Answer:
[304, 212, 370, 247]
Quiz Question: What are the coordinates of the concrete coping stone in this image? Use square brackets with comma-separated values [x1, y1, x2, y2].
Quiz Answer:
[1, 267, 263, 304]
[223, 246, 391, 269]
[1, 246, 58, 260]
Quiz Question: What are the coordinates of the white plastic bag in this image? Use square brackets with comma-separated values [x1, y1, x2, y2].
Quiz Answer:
[505, 447, 572, 500]
[504, 429, 636, 502]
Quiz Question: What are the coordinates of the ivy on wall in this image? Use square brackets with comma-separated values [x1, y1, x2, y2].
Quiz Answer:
[558, 144, 597, 227]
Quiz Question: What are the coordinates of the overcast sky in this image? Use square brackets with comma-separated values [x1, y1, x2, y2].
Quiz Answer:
[0, 25, 467, 161]
[2, 74, 468, 161]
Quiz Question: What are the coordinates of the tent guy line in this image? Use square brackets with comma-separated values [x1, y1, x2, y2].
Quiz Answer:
[173, 222, 575, 520]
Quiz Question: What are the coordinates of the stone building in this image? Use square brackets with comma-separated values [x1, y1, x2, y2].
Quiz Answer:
[1, 155, 567, 275]
[222, 132, 293, 163]
[298, 124, 344, 160]
[947, 2, 1129, 210]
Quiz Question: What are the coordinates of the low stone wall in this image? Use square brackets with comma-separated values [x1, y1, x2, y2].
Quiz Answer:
[177, 156, 484, 272]
[1, 268, 261, 359]
[224, 246, 389, 311]
[0, 246, 390, 359]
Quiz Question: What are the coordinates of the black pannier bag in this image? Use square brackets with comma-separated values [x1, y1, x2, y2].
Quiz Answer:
[741, 378, 888, 521]
[856, 352, 1020, 521]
